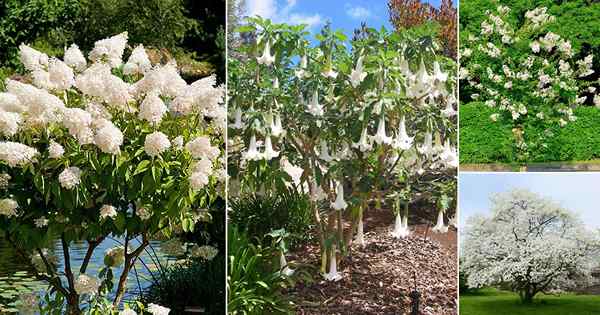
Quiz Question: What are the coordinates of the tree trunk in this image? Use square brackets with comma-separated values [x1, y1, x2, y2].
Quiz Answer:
[66, 295, 81, 315]
[519, 287, 536, 304]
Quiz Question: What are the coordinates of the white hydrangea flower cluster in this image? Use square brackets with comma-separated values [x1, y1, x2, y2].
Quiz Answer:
[190, 244, 219, 260]
[74, 274, 100, 295]
[99, 204, 118, 220]
[0, 141, 38, 167]
[0, 198, 18, 217]
[58, 166, 82, 189]
[461, 6, 598, 127]
[147, 303, 171, 315]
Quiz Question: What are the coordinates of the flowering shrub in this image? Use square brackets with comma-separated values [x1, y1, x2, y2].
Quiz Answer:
[460, 6, 599, 159]
[228, 18, 457, 280]
[461, 189, 600, 303]
[0, 32, 225, 314]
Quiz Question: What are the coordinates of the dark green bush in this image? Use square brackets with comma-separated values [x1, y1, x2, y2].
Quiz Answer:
[229, 193, 313, 249]
[143, 256, 225, 315]
[227, 226, 293, 314]
[460, 103, 600, 163]
[459, 102, 515, 164]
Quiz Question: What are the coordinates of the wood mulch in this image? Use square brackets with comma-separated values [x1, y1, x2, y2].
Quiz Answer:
[287, 207, 457, 315]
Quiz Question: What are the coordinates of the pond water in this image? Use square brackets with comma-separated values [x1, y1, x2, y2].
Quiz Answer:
[0, 236, 171, 313]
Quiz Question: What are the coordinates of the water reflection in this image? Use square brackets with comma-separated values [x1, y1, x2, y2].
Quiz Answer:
[0, 236, 169, 313]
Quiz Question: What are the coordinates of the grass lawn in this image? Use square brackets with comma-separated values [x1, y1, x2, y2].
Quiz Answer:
[460, 288, 600, 315]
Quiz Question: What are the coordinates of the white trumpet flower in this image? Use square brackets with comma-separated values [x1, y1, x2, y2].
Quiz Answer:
[355, 215, 365, 246]
[391, 213, 410, 239]
[352, 127, 372, 152]
[271, 113, 283, 137]
[372, 113, 393, 145]
[432, 61, 448, 82]
[393, 116, 414, 150]
[256, 41, 276, 66]
[243, 134, 262, 161]
[306, 90, 324, 116]
[280, 252, 295, 276]
[295, 55, 310, 78]
[323, 246, 342, 281]
[319, 140, 334, 162]
[231, 107, 244, 129]
[441, 102, 457, 117]
[263, 135, 279, 160]
[331, 181, 348, 210]
[440, 139, 458, 168]
[321, 67, 338, 79]
[407, 59, 432, 98]
[432, 210, 448, 233]
[417, 132, 434, 158]
[349, 55, 368, 87]
[273, 77, 280, 89]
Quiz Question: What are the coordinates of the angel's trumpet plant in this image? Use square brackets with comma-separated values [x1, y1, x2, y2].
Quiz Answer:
[349, 54, 367, 88]
[432, 61, 448, 83]
[323, 245, 342, 281]
[244, 134, 262, 161]
[355, 205, 366, 247]
[442, 102, 457, 117]
[432, 210, 448, 233]
[271, 113, 283, 137]
[280, 251, 295, 276]
[306, 90, 324, 116]
[319, 140, 334, 162]
[391, 200, 410, 239]
[273, 76, 280, 89]
[373, 112, 393, 145]
[257, 40, 276, 66]
[263, 135, 279, 160]
[295, 54, 309, 78]
[417, 131, 434, 159]
[352, 127, 372, 152]
[331, 181, 348, 211]
[231, 107, 244, 129]
[393, 116, 414, 150]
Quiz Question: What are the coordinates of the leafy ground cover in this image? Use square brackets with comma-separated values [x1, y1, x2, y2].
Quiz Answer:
[460, 288, 600, 315]
[460, 102, 600, 164]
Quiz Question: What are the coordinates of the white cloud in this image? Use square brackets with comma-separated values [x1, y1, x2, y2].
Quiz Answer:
[345, 4, 372, 19]
[289, 13, 324, 28]
[245, 0, 324, 28]
[246, 0, 277, 19]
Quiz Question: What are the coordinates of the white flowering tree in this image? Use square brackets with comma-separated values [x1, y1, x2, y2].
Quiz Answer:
[228, 18, 457, 279]
[0, 33, 225, 314]
[461, 189, 600, 303]
[460, 6, 599, 159]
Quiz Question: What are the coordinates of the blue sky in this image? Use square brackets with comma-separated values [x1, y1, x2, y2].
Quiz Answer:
[244, 0, 453, 39]
[459, 173, 600, 229]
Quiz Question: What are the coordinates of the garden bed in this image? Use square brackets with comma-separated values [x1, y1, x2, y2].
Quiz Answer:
[288, 207, 457, 315]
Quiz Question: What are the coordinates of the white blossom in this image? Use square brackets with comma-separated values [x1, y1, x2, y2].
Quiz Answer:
[59, 167, 82, 189]
[64, 44, 87, 71]
[99, 204, 118, 220]
[185, 136, 219, 160]
[89, 32, 128, 68]
[144, 131, 170, 157]
[123, 44, 152, 75]
[0, 198, 19, 217]
[139, 92, 167, 124]
[74, 274, 100, 295]
[256, 40, 276, 66]
[0, 142, 39, 167]
[48, 140, 64, 158]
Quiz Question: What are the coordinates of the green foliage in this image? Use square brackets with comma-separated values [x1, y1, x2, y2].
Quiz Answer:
[460, 103, 600, 163]
[143, 257, 226, 315]
[227, 226, 293, 315]
[459, 0, 600, 53]
[229, 193, 313, 250]
[459, 102, 515, 163]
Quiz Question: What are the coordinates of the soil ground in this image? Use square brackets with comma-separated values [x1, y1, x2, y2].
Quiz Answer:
[287, 207, 458, 315]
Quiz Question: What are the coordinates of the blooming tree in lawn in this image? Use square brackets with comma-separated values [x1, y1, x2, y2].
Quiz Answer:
[461, 189, 600, 303]
[228, 18, 457, 280]
[460, 6, 599, 159]
[0, 33, 225, 314]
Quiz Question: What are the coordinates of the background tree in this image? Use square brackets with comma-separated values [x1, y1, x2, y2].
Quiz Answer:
[462, 189, 600, 303]
[388, 0, 457, 58]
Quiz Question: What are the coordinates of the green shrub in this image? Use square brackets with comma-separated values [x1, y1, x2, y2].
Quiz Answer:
[460, 103, 600, 163]
[229, 193, 313, 249]
[459, 102, 515, 164]
[227, 226, 293, 315]
[143, 257, 225, 315]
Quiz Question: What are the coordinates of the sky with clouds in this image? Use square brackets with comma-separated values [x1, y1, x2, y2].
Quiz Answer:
[244, 0, 450, 39]
[459, 172, 600, 230]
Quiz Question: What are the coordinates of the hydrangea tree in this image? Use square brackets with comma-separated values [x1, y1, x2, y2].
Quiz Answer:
[461, 189, 600, 303]
[228, 18, 457, 279]
[460, 6, 599, 159]
[0, 33, 225, 314]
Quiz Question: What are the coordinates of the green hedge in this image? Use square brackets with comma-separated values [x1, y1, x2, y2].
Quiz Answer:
[460, 103, 600, 163]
